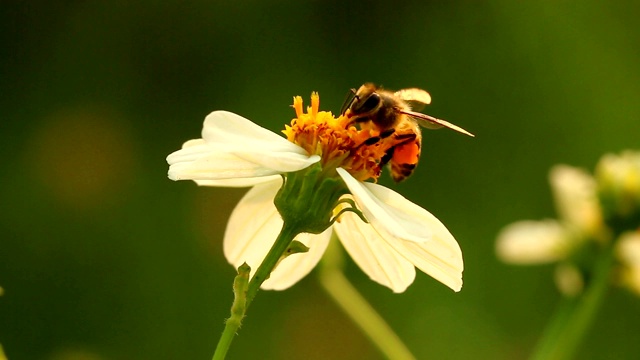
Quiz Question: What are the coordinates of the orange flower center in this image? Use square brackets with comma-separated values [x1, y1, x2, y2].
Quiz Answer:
[282, 92, 391, 182]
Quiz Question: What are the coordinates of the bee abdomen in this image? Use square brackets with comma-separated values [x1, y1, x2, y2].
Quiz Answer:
[390, 163, 417, 183]
[388, 140, 421, 183]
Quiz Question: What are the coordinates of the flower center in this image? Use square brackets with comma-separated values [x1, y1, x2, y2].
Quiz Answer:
[282, 92, 391, 182]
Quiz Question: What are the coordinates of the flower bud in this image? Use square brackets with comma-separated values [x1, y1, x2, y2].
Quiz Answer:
[615, 231, 640, 296]
[554, 263, 584, 297]
[549, 165, 603, 238]
[596, 150, 640, 230]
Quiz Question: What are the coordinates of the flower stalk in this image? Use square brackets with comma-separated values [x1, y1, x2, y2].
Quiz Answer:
[213, 263, 250, 360]
[245, 221, 302, 308]
[214, 163, 353, 359]
[213, 220, 305, 360]
[319, 237, 417, 360]
[497, 151, 640, 359]
[531, 243, 614, 360]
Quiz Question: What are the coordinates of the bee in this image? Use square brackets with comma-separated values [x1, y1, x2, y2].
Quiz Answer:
[342, 83, 474, 182]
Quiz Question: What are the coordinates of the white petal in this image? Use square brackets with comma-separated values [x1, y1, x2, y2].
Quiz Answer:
[384, 234, 462, 292]
[167, 138, 279, 180]
[616, 231, 640, 266]
[233, 151, 320, 173]
[166, 139, 208, 164]
[167, 142, 282, 181]
[549, 165, 602, 235]
[262, 230, 332, 290]
[223, 178, 328, 290]
[495, 220, 571, 264]
[194, 175, 281, 187]
[336, 168, 463, 291]
[167, 113, 320, 183]
[616, 232, 640, 295]
[334, 210, 415, 293]
[337, 168, 430, 242]
[223, 179, 284, 274]
[596, 151, 640, 199]
[201, 111, 320, 172]
[202, 111, 305, 154]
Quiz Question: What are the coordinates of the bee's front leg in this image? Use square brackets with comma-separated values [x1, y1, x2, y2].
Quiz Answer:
[363, 128, 396, 146]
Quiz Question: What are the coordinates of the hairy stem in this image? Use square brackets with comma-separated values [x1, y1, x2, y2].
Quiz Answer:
[212, 221, 301, 360]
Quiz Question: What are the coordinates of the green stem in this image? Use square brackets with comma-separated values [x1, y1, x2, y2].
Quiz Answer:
[245, 221, 301, 308]
[212, 263, 250, 360]
[318, 238, 416, 360]
[212, 221, 302, 360]
[530, 245, 615, 360]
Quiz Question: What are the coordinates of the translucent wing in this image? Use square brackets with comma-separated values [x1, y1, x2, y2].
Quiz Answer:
[394, 88, 432, 112]
[396, 108, 475, 137]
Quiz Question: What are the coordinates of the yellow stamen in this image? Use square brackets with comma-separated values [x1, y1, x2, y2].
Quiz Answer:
[311, 92, 319, 118]
[293, 96, 303, 118]
[283, 93, 394, 182]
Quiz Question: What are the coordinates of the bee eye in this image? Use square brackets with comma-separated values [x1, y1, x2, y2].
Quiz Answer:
[355, 93, 381, 113]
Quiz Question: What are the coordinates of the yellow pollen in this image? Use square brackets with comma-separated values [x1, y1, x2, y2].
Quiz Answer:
[310, 91, 319, 118]
[283, 93, 394, 182]
[293, 96, 303, 118]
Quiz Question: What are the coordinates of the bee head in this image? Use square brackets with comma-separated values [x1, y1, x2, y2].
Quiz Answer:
[347, 84, 382, 120]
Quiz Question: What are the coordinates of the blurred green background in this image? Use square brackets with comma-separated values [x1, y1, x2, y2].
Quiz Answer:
[2, 1, 640, 359]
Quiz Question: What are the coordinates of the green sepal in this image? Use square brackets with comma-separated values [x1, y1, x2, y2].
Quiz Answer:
[274, 162, 350, 234]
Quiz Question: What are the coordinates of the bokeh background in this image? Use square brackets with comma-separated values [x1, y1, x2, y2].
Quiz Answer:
[2, 1, 640, 359]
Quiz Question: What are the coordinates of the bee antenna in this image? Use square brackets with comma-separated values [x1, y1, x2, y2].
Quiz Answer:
[340, 88, 357, 115]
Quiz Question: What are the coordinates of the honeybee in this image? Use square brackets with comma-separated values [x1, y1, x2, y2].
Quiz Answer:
[342, 83, 474, 182]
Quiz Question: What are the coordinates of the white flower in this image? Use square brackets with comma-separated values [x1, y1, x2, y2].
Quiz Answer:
[615, 231, 640, 295]
[496, 165, 604, 266]
[496, 220, 571, 264]
[549, 165, 603, 237]
[167, 111, 320, 186]
[596, 150, 640, 221]
[167, 110, 463, 293]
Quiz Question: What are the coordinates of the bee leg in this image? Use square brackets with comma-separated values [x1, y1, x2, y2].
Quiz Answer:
[344, 112, 367, 128]
[393, 132, 417, 145]
[363, 136, 381, 146]
[380, 128, 395, 139]
[380, 147, 394, 168]
[362, 128, 396, 146]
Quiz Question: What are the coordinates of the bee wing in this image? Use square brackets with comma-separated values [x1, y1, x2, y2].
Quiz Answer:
[394, 88, 431, 112]
[396, 108, 475, 137]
